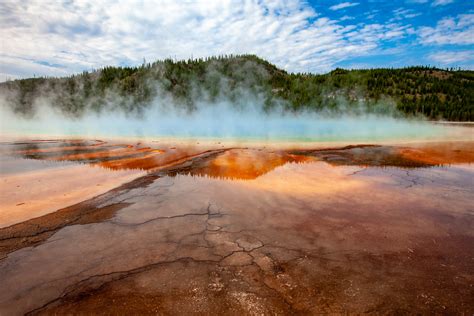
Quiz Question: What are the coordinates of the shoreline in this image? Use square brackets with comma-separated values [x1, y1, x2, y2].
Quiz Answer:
[1, 123, 472, 150]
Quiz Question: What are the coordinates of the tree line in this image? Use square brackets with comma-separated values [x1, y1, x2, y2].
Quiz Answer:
[1, 55, 472, 121]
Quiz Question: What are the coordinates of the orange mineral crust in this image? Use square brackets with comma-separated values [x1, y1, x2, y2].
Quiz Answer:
[398, 141, 474, 165]
[0, 138, 473, 314]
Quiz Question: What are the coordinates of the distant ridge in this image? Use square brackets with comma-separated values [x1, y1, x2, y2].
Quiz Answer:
[1, 55, 473, 121]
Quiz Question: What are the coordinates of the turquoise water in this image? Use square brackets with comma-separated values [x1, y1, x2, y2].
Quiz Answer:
[1, 117, 445, 142]
[0, 103, 451, 142]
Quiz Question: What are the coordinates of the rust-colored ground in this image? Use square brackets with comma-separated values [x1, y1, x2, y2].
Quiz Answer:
[0, 139, 473, 315]
[399, 141, 474, 165]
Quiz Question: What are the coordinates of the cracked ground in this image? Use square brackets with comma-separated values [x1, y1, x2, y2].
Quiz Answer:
[0, 140, 473, 314]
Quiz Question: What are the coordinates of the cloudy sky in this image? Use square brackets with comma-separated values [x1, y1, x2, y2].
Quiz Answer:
[0, 0, 473, 81]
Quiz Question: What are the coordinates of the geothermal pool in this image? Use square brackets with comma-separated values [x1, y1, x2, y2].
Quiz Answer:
[0, 129, 473, 314]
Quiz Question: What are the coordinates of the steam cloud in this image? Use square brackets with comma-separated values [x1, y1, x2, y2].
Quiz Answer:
[0, 61, 445, 142]
[0, 98, 444, 142]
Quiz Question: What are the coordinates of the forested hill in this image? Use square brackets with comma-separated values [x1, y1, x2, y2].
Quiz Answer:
[1, 55, 473, 121]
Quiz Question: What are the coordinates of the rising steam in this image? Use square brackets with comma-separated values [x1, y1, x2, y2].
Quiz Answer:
[0, 96, 444, 142]
[0, 59, 446, 142]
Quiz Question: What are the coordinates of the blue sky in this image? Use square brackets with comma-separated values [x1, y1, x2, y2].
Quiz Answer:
[0, 0, 473, 81]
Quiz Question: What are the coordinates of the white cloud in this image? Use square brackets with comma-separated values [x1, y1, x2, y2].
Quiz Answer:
[419, 14, 474, 45]
[428, 50, 474, 65]
[432, 0, 454, 6]
[329, 2, 360, 11]
[0, 0, 412, 80]
[347, 23, 413, 42]
[392, 8, 422, 21]
[406, 0, 454, 5]
[406, 0, 429, 3]
[339, 15, 355, 21]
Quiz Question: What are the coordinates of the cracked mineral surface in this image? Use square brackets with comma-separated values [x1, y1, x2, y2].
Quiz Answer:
[0, 138, 473, 314]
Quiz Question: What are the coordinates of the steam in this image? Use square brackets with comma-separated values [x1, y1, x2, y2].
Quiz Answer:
[0, 96, 443, 142]
[0, 60, 446, 142]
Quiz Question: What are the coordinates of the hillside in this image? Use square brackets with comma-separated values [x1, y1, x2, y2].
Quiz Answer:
[1, 55, 473, 121]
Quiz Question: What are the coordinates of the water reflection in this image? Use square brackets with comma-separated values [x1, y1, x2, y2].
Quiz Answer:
[1, 154, 473, 314]
[1, 138, 474, 314]
[292, 142, 474, 168]
[2, 140, 474, 181]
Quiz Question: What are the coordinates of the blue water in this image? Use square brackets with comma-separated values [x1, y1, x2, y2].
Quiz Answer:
[0, 103, 447, 142]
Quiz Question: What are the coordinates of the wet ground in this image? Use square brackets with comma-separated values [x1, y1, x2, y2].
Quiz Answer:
[0, 138, 473, 314]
